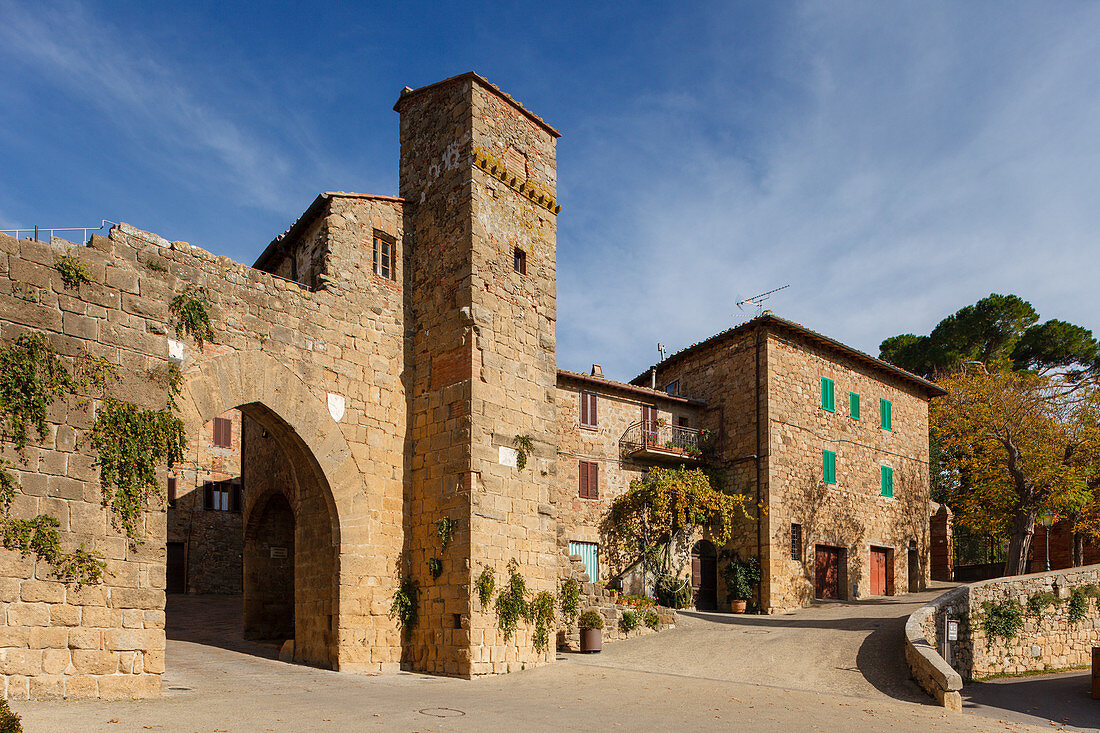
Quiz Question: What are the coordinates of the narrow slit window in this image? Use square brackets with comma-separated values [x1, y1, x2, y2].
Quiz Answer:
[513, 247, 527, 275]
[791, 523, 803, 561]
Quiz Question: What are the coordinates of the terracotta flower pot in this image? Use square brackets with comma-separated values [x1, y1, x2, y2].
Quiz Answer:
[580, 628, 602, 653]
[730, 600, 748, 614]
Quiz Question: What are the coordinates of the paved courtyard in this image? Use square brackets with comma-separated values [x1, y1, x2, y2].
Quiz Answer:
[11, 588, 1093, 732]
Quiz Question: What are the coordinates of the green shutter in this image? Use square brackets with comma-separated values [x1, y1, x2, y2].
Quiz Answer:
[823, 449, 837, 485]
[850, 392, 860, 420]
[881, 465, 894, 498]
[822, 378, 835, 412]
[880, 398, 892, 430]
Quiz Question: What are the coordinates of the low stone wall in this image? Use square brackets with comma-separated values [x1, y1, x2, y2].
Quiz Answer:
[557, 555, 675, 651]
[906, 563, 1100, 710]
[904, 588, 964, 711]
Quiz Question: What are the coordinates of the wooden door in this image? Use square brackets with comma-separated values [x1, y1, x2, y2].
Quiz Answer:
[691, 541, 717, 610]
[814, 546, 840, 599]
[641, 404, 657, 446]
[870, 548, 888, 596]
[908, 547, 920, 593]
[166, 542, 186, 594]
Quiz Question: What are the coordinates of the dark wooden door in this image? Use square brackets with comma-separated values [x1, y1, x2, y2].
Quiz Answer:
[870, 548, 888, 596]
[814, 546, 840, 599]
[691, 542, 718, 610]
[908, 547, 920, 592]
[166, 542, 186, 594]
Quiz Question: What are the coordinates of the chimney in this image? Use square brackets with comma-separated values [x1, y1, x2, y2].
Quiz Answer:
[590, 364, 603, 378]
[650, 367, 656, 390]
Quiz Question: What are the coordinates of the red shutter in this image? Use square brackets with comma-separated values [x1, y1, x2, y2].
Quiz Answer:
[579, 461, 589, 497]
[589, 462, 599, 499]
[590, 393, 597, 427]
[579, 393, 588, 426]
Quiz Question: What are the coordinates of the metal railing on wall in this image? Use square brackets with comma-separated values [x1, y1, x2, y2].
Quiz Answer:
[0, 220, 117, 244]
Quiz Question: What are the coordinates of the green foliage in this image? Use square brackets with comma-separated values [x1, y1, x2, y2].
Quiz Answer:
[144, 259, 168, 273]
[0, 695, 21, 733]
[494, 559, 528, 642]
[578, 610, 603, 630]
[427, 557, 442, 579]
[475, 566, 495, 609]
[91, 398, 186, 542]
[513, 434, 534, 470]
[529, 590, 556, 653]
[390, 577, 419, 629]
[1067, 587, 1088, 624]
[644, 608, 660, 630]
[559, 576, 581, 622]
[981, 598, 1024, 648]
[54, 253, 92, 290]
[169, 284, 215, 345]
[655, 575, 693, 609]
[722, 555, 761, 602]
[435, 516, 458, 553]
[1026, 591, 1059, 616]
[619, 609, 639, 633]
[0, 333, 79, 449]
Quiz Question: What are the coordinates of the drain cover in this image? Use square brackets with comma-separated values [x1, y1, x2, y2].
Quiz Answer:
[417, 708, 465, 718]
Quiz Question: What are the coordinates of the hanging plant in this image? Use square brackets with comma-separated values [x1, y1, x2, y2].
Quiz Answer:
[559, 577, 581, 623]
[0, 333, 79, 449]
[427, 557, 443, 579]
[494, 559, 528, 641]
[475, 566, 495, 609]
[513, 434, 534, 470]
[390, 576, 419, 629]
[435, 516, 458, 553]
[169, 284, 215, 345]
[54, 253, 92, 290]
[529, 590, 556, 653]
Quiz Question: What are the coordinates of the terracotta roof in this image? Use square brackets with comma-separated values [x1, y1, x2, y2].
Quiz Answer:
[394, 72, 561, 139]
[253, 192, 404, 270]
[631, 313, 947, 398]
[557, 369, 705, 406]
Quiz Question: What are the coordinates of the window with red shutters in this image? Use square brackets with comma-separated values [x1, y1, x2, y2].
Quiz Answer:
[579, 392, 598, 428]
[213, 417, 232, 448]
[578, 460, 599, 499]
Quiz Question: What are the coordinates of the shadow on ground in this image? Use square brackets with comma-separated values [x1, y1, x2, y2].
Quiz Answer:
[166, 593, 282, 660]
[963, 671, 1097, 731]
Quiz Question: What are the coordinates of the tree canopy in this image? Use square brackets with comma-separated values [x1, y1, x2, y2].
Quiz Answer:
[879, 293, 1098, 379]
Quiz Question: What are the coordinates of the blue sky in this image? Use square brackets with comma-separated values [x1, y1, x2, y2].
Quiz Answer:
[2, 1, 1099, 380]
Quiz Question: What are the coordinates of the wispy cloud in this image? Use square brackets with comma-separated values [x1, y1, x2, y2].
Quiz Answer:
[557, 1, 1100, 379]
[0, 0, 297, 213]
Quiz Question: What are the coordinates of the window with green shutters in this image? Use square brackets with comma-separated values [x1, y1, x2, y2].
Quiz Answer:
[881, 465, 894, 498]
[822, 449, 837, 485]
[821, 377, 835, 412]
[850, 392, 860, 420]
[880, 398, 892, 431]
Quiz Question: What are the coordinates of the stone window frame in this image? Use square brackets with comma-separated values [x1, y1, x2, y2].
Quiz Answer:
[372, 230, 396, 280]
[513, 247, 527, 275]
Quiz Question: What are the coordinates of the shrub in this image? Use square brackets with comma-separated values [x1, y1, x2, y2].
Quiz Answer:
[578, 610, 604, 630]
[54, 253, 91, 289]
[529, 590, 556, 653]
[427, 557, 443, 579]
[0, 697, 21, 733]
[644, 609, 660, 630]
[1026, 590, 1058, 617]
[655, 575, 693, 609]
[723, 556, 761, 602]
[390, 577, 419, 629]
[617, 594, 656, 609]
[169, 284, 215, 345]
[1067, 587, 1088, 624]
[619, 610, 639, 633]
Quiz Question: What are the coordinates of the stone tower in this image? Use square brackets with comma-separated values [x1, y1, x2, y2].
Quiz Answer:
[395, 73, 561, 675]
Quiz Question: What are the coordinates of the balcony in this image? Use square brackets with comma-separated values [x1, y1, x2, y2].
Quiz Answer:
[620, 421, 708, 464]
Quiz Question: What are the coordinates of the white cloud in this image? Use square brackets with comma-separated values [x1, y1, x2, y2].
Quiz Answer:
[556, 1, 1100, 380]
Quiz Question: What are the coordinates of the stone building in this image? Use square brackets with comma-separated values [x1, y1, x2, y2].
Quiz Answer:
[0, 72, 941, 699]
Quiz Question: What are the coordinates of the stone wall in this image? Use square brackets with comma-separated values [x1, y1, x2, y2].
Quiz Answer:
[904, 588, 964, 711]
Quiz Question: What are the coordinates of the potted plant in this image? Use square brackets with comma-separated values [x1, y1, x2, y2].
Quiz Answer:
[578, 610, 604, 653]
[723, 556, 760, 613]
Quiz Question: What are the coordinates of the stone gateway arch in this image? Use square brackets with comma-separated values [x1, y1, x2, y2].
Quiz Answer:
[0, 72, 562, 697]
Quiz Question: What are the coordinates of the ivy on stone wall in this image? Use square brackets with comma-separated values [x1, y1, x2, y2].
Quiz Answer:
[529, 590, 555, 653]
[559, 577, 580, 623]
[980, 598, 1024, 648]
[435, 516, 458, 553]
[427, 557, 443, 579]
[494, 559, 528, 642]
[390, 576, 419, 629]
[512, 434, 534, 470]
[0, 333, 79, 449]
[475, 566, 495, 609]
[169, 284, 215, 346]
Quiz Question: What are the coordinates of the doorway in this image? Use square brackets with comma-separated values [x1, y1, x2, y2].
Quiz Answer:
[814, 545, 844, 599]
[691, 540, 718, 610]
[244, 492, 296, 641]
[869, 546, 894, 596]
[908, 541, 920, 592]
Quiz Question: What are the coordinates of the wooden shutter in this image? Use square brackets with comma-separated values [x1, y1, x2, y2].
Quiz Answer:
[821, 378, 835, 412]
[589, 393, 597, 426]
[167, 477, 177, 505]
[579, 461, 589, 498]
[881, 465, 893, 498]
[850, 392, 860, 420]
[203, 481, 214, 510]
[880, 399, 892, 430]
[213, 417, 232, 448]
[230, 482, 242, 512]
[579, 393, 587, 426]
[589, 461, 599, 499]
[823, 450, 837, 485]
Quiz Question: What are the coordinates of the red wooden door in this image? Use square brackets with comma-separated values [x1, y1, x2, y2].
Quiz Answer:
[870, 548, 888, 595]
[814, 546, 840, 599]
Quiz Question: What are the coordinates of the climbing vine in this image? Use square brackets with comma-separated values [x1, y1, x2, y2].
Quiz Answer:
[1026, 590, 1059, 616]
[390, 576, 419, 629]
[427, 557, 443, 580]
[475, 566, 495, 609]
[512, 434, 534, 470]
[494, 559, 528, 641]
[169, 284, 215, 345]
[529, 590, 556, 653]
[1067, 587, 1088, 623]
[435, 516, 458, 553]
[0, 333, 79, 449]
[54, 253, 91, 290]
[980, 598, 1024, 648]
[559, 576, 581, 623]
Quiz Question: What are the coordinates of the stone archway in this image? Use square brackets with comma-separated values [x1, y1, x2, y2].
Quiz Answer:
[176, 350, 363, 669]
[244, 492, 295, 641]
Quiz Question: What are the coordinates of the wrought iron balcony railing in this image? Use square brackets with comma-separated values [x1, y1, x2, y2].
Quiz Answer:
[619, 420, 707, 463]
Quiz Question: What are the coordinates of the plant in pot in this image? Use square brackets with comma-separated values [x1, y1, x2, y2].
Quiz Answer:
[578, 610, 604, 653]
[723, 556, 760, 613]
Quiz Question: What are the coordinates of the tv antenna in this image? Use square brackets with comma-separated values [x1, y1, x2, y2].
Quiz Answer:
[657, 343, 666, 361]
[736, 284, 789, 316]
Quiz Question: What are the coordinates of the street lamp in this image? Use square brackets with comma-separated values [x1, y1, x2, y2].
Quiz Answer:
[1038, 511, 1055, 572]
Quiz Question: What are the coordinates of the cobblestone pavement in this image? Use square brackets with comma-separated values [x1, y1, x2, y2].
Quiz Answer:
[10, 590, 1081, 732]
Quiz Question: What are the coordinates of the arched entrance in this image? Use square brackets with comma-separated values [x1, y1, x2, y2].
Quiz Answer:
[244, 492, 295, 640]
[691, 540, 718, 610]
